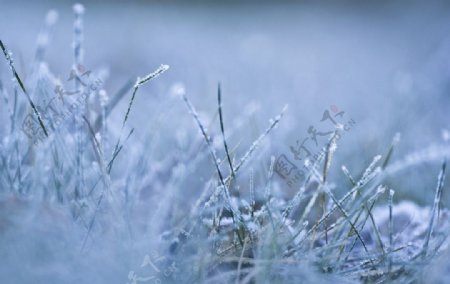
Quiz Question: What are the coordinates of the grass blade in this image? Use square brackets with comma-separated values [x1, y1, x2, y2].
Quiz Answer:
[218, 83, 235, 178]
[0, 40, 48, 137]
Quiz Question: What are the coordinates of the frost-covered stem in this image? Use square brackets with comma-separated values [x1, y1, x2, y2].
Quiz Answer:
[34, 10, 58, 64]
[388, 189, 395, 274]
[382, 133, 401, 169]
[102, 103, 107, 147]
[359, 155, 382, 187]
[12, 87, 20, 192]
[73, 4, 84, 89]
[0, 40, 48, 137]
[218, 83, 235, 178]
[249, 168, 255, 217]
[423, 160, 446, 257]
[11, 88, 17, 135]
[368, 187, 387, 255]
[280, 187, 305, 228]
[73, 3, 85, 198]
[321, 132, 338, 244]
[15, 129, 22, 192]
[341, 165, 356, 186]
[322, 131, 338, 183]
[99, 89, 109, 151]
[122, 64, 169, 128]
[264, 156, 276, 202]
[224, 104, 288, 183]
[345, 154, 381, 205]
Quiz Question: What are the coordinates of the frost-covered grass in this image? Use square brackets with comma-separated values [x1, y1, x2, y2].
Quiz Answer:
[1, 3, 450, 284]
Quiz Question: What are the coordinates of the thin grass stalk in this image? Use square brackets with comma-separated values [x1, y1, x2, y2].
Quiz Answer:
[388, 189, 395, 274]
[227, 105, 288, 179]
[73, 4, 85, 198]
[422, 160, 446, 257]
[217, 83, 235, 178]
[0, 40, 48, 137]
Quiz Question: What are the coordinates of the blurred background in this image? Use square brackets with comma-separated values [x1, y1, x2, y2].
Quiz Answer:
[1, 0, 450, 202]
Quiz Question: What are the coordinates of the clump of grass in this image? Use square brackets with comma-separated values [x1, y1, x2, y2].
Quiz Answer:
[1, 4, 450, 284]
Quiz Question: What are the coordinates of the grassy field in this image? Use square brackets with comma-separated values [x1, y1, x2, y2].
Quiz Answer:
[1, 1, 450, 283]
